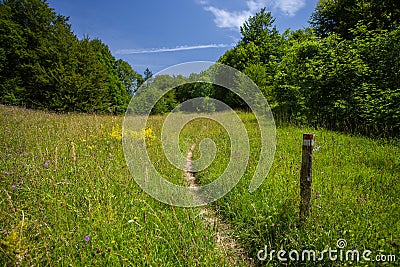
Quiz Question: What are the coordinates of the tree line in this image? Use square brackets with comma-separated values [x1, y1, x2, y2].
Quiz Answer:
[223, 1, 399, 136]
[141, 1, 400, 136]
[0, 0, 144, 113]
[1, 0, 399, 136]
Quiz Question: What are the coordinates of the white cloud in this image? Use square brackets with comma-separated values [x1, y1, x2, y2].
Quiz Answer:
[204, 6, 252, 30]
[196, 0, 209, 5]
[273, 0, 306, 16]
[115, 43, 232, 55]
[200, 0, 306, 30]
[246, 0, 266, 13]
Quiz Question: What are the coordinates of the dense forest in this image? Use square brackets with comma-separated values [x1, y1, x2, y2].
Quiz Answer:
[218, 2, 400, 136]
[0, 0, 143, 113]
[1, 0, 399, 136]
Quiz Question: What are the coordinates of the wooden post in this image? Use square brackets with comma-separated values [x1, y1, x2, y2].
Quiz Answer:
[299, 133, 315, 221]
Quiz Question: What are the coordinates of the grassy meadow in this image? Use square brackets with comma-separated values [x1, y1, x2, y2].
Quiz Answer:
[1, 105, 399, 266]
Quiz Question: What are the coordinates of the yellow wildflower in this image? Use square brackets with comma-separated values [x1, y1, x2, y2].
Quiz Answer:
[144, 128, 156, 142]
[127, 127, 156, 143]
[110, 124, 122, 141]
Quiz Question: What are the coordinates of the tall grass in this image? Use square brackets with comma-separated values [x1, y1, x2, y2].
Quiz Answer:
[0, 106, 231, 266]
[196, 112, 400, 266]
[1, 106, 399, 266]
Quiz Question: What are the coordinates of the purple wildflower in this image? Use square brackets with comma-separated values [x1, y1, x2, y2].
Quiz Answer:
[360, 197, 366, 202]
[4, 172, 9, 175]
[11, 185, 17, 190]
[21, 164, 25, 168]
[84, 235, 90, 242]
[43, 162, 49, 167]
[34, 156, 38, 159]
[316, 191, 320, 195]
[18, 181, 23, 185]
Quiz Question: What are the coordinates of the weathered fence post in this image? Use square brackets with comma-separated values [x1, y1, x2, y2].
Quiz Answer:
[299, 133, 315, 221]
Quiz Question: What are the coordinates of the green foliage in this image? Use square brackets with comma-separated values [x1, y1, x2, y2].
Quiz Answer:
[218, 8, 286, 111]
[116, 59, 143, 95]
[3, 0, 396, 135]
[274, 34, 364, 126]
[128, 3, 400, 136]
[351, 25, 400, 133]
[217, 4, 400, 136]
[310, 0, 400, 38]
[240, 7, 276, 45]
[271, 26, 400, 135]
[130, 73, 228, 115]
[0, 0, 141, 114]
[221, 8, 284, 69]
[130, 75, 183, 115]
[144, 67, 153, 81]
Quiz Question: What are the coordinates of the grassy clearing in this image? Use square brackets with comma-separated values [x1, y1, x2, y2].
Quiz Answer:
[197, 112, 400, 266]
[1, 105, 399, 266]
[0, 106, 230, 266]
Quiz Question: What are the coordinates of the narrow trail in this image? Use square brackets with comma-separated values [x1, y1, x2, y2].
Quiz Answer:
[185, 143, 255, 266]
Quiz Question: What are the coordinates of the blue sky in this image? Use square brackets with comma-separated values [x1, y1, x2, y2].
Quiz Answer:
[47, 0, 319, 75]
